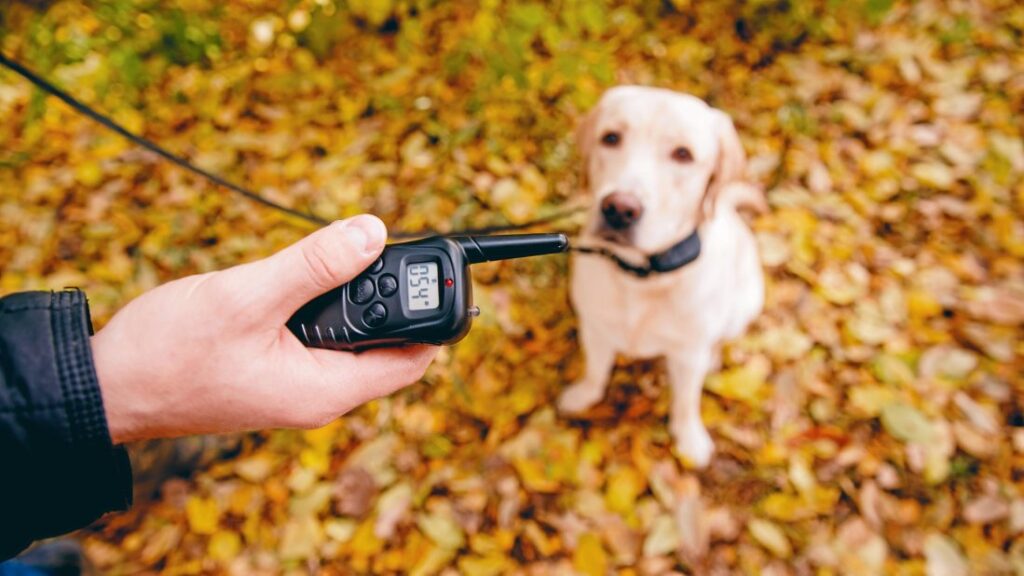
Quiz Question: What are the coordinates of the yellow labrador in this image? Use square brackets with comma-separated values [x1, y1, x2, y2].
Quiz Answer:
[559, 86, 766, 468]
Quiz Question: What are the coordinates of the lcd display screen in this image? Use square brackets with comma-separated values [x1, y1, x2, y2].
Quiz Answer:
[407, 262, 439, 311]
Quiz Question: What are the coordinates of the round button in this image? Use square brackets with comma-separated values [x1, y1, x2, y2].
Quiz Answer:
[378, 274, 398, 297]
[362, 302, 387, 328]
[369, 257, 384, 274]
[350, 277, 375, 304]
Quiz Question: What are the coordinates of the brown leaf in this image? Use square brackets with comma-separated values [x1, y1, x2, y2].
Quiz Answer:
[334, 467, 377, 518]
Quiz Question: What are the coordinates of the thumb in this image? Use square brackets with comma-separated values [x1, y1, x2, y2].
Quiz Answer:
[226, 215, 388, 320]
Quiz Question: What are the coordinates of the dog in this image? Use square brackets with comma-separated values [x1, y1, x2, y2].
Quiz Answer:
[558, 86, 766, 468]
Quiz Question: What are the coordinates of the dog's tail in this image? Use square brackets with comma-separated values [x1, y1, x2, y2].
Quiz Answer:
[719, 181, 769, 215]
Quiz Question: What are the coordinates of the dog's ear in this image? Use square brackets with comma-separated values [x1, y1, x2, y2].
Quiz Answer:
[575, 107, 598, 192]
[702, 110, 748, 220]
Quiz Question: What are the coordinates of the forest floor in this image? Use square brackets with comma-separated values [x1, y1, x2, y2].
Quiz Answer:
[1, 1, 1023, 574]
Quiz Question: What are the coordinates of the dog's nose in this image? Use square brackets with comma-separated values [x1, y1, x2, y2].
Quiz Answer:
[600, 192, 644, 230]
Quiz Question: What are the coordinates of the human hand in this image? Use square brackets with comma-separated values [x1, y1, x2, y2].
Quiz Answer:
[91, 215, 437, 443]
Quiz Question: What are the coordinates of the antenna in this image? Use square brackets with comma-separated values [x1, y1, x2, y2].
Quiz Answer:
[455, 233, 569, 264]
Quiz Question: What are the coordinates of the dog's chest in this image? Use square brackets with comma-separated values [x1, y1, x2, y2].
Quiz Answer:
[571, 257, 704, 356]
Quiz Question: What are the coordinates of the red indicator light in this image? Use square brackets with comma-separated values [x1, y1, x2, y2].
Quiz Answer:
[445, 278, 454, 287]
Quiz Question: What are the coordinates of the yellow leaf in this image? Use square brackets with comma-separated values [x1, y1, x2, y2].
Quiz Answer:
[870, 354, 915, 386]
[299, 447, 331, 474]
[324, 518, 357, 543]
[75, 161, 103, 187]
[409, 544, 457, 576]
[605, 467, 645, 516]
[458, 554, 513, 576]
[760, 492, 811, 522]
[348, 519, 384, 562]
[417, 512, 466, 550]
[706, 362, 769, 406]
[185, 496, 220, 535]
[303, 419, 343, 447]
[788, 454, 817, 496]
[207, 531, 241, 563]
[748, 518, 792, 559]
[911, 162, 955, 190]
[881, 403, 934, 444]
[522, 523, 559, 557]
[349, 0, 395, 27]
[642, 515, 680, 557]
[848, 385, 898, 418]
[573, 533, 608, 576]
[283, 150, 311, 180]
[907, 290, 942, 320]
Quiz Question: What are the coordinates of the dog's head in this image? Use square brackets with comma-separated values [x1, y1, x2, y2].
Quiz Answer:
[576, 86, 747, 254]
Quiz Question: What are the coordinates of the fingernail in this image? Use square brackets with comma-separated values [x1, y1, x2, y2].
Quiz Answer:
[343, 215, 387, 255]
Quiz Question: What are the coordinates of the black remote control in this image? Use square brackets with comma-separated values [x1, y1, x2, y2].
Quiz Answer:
[287, 233, 568, 350]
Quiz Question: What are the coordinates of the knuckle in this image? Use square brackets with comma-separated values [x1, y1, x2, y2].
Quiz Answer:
[302, 234, 346, 291]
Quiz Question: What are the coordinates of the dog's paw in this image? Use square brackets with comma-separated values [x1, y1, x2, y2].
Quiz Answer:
[557, 381, 605, 414]
[672, 423, 714, 469]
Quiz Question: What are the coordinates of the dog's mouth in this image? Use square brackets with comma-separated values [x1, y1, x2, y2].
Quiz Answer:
[595, 224, 635, 247]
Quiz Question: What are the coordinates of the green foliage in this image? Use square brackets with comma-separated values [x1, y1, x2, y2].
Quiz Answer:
[156, 8, 223, 66]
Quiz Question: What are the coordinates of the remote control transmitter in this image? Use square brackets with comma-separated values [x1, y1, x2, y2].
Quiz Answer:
[287, 233, 568, 350]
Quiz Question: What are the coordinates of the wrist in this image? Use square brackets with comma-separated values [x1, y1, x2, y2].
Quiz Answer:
[91, 329, 136, 444]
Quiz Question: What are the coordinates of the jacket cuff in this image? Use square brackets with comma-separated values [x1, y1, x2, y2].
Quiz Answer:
[50, 289, 133, 511]
[52, 290, 113, 447]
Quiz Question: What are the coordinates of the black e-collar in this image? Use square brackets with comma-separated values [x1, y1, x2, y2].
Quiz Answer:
[573, 228, 701, 278]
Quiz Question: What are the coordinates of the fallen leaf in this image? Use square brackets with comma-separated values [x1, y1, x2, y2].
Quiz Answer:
[208, 530, 241, 563]
[417, 511, 466, 550]
[334, 467, 377, 518]
[924, 533, 968, 576]
[881, 403, 934, 444]
[573, 533, 608, 576]
[748, 518, 792, 559]
[185, 496, 220, 535]
[279, 515, 323, 560]
[605, 467, 645, 516]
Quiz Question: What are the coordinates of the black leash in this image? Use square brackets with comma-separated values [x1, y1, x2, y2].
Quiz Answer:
[0, 53, 702, 275]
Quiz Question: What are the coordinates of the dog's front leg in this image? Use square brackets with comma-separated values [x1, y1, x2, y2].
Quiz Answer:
[667, 351, 715, 468]
[558, 321, 616, 414]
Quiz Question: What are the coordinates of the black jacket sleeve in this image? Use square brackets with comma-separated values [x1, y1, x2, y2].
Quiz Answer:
[0, 289, 132, 560]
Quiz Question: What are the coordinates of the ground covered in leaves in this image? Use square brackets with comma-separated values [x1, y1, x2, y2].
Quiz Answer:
[2, 0, 1023, 574]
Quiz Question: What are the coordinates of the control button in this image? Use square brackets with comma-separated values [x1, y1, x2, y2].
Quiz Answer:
[369, 257, 384, 274]
[468, 306, 480, 317]
[350, 277, 375, 304]
[362, 302, 387, 328]
[378, 274, 398, 297]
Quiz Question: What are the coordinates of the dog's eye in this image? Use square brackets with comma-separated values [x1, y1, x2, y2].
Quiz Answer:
[671, 146, 693, 163]
[600, 131, 621, 147]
